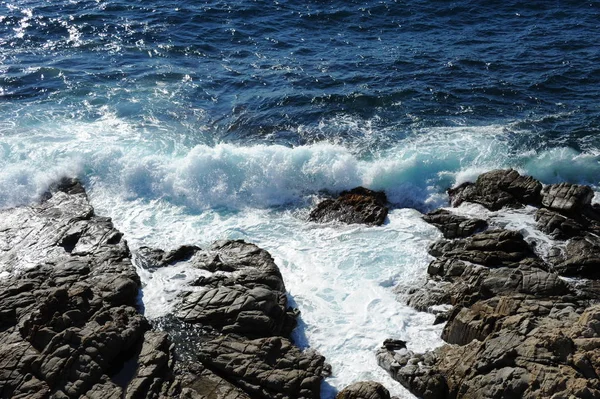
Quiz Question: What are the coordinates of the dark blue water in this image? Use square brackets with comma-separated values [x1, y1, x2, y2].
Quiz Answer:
[2, 0, 599, 150]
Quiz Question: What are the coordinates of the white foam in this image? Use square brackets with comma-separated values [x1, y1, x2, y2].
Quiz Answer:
[91, 193, 445, 398]
[2, 113, 600, 396]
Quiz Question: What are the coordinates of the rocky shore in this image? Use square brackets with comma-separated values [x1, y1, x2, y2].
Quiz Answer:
[378, 169, 600, 398]
[0, 178, 330, 399]
[1, 169, 599, 399]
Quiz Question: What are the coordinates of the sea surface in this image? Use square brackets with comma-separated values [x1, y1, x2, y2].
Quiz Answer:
[1, 0, 600, 397]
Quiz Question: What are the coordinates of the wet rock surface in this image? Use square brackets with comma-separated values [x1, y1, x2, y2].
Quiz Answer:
[387, 170, 600, 399]
[422, 209, 488, 239]
[309, 187, 389, 226]
[0, 179, 327, 399]
[335, 381, 391, 399]
[448, 169, 542, 211]
[136, 241, 327, 399]
[0, 178, 174, 398]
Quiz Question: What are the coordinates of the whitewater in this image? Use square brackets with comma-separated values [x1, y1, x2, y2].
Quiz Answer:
[2, 0, 600, 397]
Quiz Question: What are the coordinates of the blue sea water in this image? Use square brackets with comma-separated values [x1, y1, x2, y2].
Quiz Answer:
[1, 0, 600, 397]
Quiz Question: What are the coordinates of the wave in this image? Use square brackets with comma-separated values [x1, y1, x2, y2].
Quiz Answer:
[1, 116, 598, 211]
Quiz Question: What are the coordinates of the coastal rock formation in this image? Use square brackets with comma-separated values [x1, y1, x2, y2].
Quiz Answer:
[137, 241, 327, 399]
[335, 381, 391, 399]
[448, 169, 542, 210]
[422, 209, 487, 239]
[386, 170, 600, 399]
[309, 187, 388, 226]
[0, 178, 175, 398]
[0, 178, 327, 399]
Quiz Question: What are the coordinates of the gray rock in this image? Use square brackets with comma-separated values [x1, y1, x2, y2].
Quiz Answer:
[541, 182, 594, 213]
[336, 381, 391, 399]
[448, 169, 542, 211]
[309, 187, 388, 226]
[422, 209, 487, 239]
[198, 335, 326, 399]
[139, 240, 325, 399]
[0, 180, 176, 398]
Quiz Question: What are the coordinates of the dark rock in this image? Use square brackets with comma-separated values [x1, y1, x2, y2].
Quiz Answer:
[0, 180, 177, 398]
[0, 180, 326, 399]
[382, 339, 406, 351]
[422, 209, 487, 239]
[309, 187, 388, 226]
[541, 182, 594, 213]
[390, 171, 600, 399]
[535, 207, 585, 239]
[198, 335, 326, 399]
[140, 240, 325, 398]
[377, 347, 447, 399]
[448, 169, 542, 210]
[554, 235, 600, 278]
[428, 229, 542, 269]
[336, 381, 391, 399]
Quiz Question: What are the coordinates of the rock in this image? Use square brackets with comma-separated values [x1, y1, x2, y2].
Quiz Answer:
[382, 339, 406, 351]
[336, 381, 391, 399]
[534, 207, 585, 239]
[309, 187, 388, 226]
[0, 180, 326, 399]
[198, 335, 326, 399]
[541, 182, 594, 213]
[422, 209, 487, 239]
[389, 171, 600, 399]
[553, 235, 600, 279]
[448, 169, 542, 210]
[138, 240, 325, 399]
[428, 229, 542, 269]
[0, 180, 176, 398]
[376, 347, 447, 399]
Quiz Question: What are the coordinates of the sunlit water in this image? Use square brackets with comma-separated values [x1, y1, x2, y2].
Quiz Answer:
[2, 0, 600, 396]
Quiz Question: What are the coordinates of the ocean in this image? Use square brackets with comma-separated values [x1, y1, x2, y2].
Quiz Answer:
[1, 0, 599, 397]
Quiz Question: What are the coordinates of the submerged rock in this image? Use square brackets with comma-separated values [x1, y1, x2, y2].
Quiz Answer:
[309, 187, 388, 226]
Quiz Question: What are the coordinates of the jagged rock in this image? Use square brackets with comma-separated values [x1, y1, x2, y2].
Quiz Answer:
[390, 171, 600, 399]
[423, 209, 488, 239]
[422, 209, 487, 239]
[377, 347, 447, 399]
[554, 235, 600, 278]
[138, 240, 325, 399]
[198, 335, 326, 399]
[428, 229, 543, 269]
[149, 240, 297, 338]
[448, 169, 542, 211]
[0, 180, 176, 398]
[541, 182, 594, 213]
[1, 179, 330, 399]
[309, 187, 388, 226]
[336, 381, 391, 399]
[534, 207, 585, 239]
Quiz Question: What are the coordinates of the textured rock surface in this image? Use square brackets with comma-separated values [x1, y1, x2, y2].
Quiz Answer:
[393, 171, 600, 399]
[448, 169, 542, 210]
[138, 240, 327, 399]
[0, 178, 175, 398]
[335, 381, 391, 399]
[422, 209, 487, 239]
[0, 179, 327, 399]
[309, 187, 388, 226]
